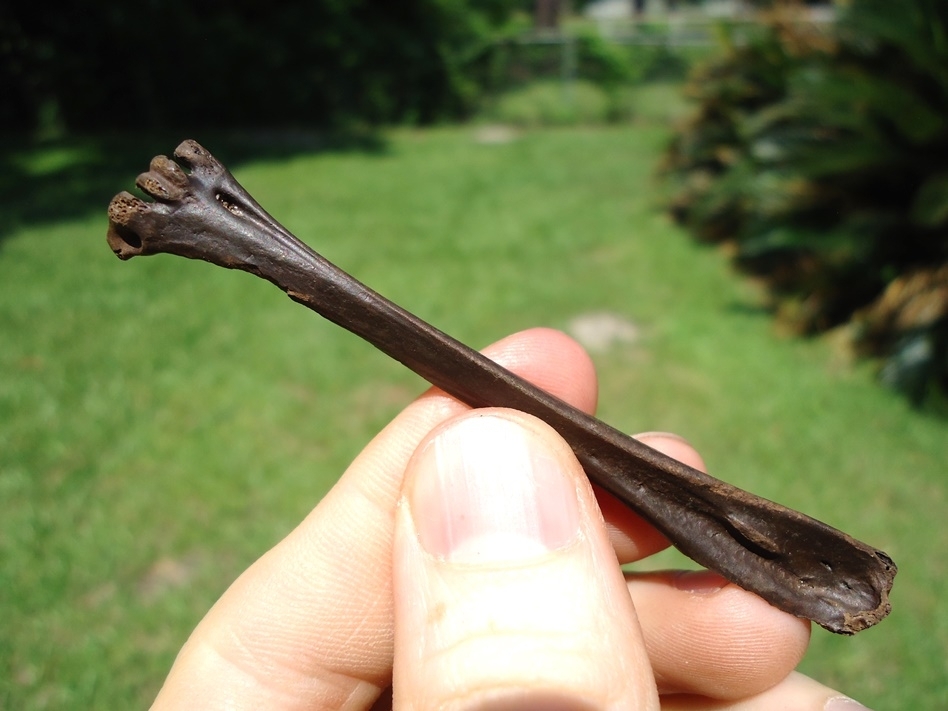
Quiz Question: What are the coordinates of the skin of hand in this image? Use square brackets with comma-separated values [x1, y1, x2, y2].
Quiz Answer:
[149, 328, 871, 711]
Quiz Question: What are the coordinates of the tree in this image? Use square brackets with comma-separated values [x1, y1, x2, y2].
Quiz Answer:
[0, 1, 522, 133]
[664, 0, 948, 403]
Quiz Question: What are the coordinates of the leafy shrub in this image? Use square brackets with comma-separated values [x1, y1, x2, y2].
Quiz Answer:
[478, 26, 702, 127]
[480, 79, 616, 126]
[663, 0, 948, 404]
[484, 28, 632, 93]
[0, 0, 521, 132]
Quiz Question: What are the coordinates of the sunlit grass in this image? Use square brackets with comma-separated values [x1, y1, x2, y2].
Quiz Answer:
[479, 78, 693, 127]
[1, 116, 945, 708]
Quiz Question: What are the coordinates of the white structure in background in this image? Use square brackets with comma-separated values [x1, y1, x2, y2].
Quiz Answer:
[584, 0, 834, 20]
[584, 0, 633, 21]
[584, 1, 754, 20]
[583, 1, 835, 43]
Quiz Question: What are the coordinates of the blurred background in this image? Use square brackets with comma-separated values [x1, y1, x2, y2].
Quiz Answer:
[1, 1, 946, 707]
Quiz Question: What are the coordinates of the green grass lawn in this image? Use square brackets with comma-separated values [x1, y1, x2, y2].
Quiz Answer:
[1, 115, 946, 708]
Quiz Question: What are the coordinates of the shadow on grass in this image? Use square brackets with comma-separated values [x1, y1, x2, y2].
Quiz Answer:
[0, 128, 389, 248]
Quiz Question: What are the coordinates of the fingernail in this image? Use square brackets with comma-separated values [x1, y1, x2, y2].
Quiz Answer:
[825, 697, 873, 711]
[409, 415, 581, 564]
[673, 570, 726, 594]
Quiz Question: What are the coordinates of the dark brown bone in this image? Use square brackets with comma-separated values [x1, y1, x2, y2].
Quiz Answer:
[106, 140, 896, 634]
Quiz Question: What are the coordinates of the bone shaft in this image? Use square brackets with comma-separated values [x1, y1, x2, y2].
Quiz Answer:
[104, 140, 896, 633]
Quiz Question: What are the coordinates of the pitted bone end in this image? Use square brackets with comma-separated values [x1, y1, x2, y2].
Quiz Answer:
[136, 155, 190, 202]
[107, 151, 197, 260]
[173, 139, 224, 175]
[107, 192, 149, 259]
[106, 140, 238, 264]
[106, 141, 223, 260]
[105, 140, 315, 277]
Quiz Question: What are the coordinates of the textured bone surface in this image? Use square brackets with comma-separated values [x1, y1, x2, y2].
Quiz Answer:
[106, 140, 896, 634]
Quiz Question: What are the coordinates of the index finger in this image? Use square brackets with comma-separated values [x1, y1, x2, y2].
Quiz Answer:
[150, 328, 602, 710]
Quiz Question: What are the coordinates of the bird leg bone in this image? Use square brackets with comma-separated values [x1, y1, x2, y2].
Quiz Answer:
[107, 140, 896, 634]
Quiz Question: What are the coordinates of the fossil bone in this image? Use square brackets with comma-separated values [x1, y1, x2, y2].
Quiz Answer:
[106, 140, 896, 634]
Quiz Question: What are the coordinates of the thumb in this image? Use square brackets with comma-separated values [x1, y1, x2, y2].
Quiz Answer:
[392, 409, 659, 711]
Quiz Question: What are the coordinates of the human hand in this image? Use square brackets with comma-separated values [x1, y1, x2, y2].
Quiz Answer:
[149, 328, 871, 710]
